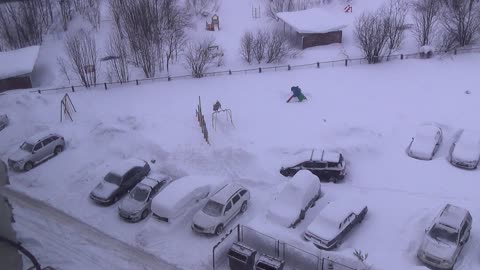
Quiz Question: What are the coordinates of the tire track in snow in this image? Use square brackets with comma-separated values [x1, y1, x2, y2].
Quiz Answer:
[5, 188, 182, 270]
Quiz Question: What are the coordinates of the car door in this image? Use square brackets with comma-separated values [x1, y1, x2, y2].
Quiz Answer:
[122, 169, 137, 191]
[31, 142, 46, 162]
[228, 194, 242, 222]
[223, 200, 234, 223]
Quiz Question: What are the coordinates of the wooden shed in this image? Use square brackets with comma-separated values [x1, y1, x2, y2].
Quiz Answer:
[0, 46, 40, 92]
[277, 8, 348, 50]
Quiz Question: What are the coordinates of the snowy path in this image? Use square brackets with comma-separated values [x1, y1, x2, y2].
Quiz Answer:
[5, 188, 181, 270]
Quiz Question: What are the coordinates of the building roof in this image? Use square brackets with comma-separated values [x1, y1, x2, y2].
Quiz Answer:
[0, 46, 40, 80]
[277, 8, 349, 34]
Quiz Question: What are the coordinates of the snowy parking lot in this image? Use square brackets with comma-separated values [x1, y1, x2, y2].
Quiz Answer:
[2, 54, 480, 270]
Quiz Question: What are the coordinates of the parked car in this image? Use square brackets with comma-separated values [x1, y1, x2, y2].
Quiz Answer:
[151, 175, 225, 223]
[407, 125, 443, 160]
[267, 170, 321, 228]
[118, 173, 172, 222]
[90, 159, 151, 205]
[417, 204, 472, 270]
[280, 149, 346, 183]
[192, 183, 250, 235]
[304, 199, 368, 250]
[449, 129, 480, 169]
[8, 133, 65, 171]
[0, 114, 8, 131]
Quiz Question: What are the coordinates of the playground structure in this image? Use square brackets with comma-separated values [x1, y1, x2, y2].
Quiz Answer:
[211, 100, 234, 131]
[206, 14, 220, 31]
[60, 93, 76, 122]
[286, 86, 307, 103]
[196, 96, 210, 144]
[344, 0, 353, 13]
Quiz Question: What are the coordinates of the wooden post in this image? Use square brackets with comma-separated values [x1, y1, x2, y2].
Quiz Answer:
[104, 83, 107, 90]
[71, 86, 75, 92]
[345, 59, 348, 66]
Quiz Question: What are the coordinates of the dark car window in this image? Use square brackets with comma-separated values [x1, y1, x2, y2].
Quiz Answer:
[459, 222, 469, 240]
[51, 136, 59, 140]
[240, 190, 247, 196]
[327, 162, 339, 168]
[311, 161, 326, 168]
[225, 201, 232, 213]
[42, 137, 53, 146]
[33, 143, 43, 151]
[232, 194, 241, 205]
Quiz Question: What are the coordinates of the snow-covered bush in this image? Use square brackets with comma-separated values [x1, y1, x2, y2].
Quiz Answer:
[63, 30, 98, 87]
[419, 45, 434, 58]
[184, 38, 220, 78]
[240, 31, 254, 64]
[266, 30, 291, 63]
[106, 31, 129, 83]
[412, 0, 441, 47]
[383, 0, 408, 56]
[253, 30, 269, 64]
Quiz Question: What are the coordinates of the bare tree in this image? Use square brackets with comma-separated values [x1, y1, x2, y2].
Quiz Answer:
[439, 0, 480, 49]
[57, 56, 72, 84]
[72, 0, 100, 30]
[186, 0, 220, 16]
[240, 31, 254, 63]
[383, 0, 409, 56]
[163, 0, 190, 72]
[412, 0, 441, 46]
[266, 30, 291, 63]
[59, 0, 73, 31]
[106, 30, 129, 83]
[253, 30, 269, 64]
[354, 10, 390, 64]
[184, 38, 218, 78]
[64, 30, 98, 87]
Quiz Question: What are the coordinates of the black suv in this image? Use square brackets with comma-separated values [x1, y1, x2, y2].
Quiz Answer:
[280, 149, 346, 183]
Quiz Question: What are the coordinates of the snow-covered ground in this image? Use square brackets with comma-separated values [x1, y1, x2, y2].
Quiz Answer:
[2, 51, 480, 270]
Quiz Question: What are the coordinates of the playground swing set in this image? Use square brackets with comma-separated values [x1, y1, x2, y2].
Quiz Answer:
[206, 14, 220, 31]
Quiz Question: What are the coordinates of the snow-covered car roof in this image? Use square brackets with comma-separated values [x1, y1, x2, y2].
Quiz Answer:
[282, 149, 342, 167]
[267, 170, 320, 227]
[25, 132, 62, 144]
[110, 159, 146, 176]
[307, 199, 366, 241]
[210, 183, 245, 204]
[415, 125, 441, 139]
[138, 177, 162, 189]
[452, 130, 480, 161]
[151, 175, 225, 219]
[437, 204, 469, 230]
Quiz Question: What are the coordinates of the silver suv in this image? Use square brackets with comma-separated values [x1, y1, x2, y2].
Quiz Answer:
[192, 183, 250, 235]
[8, 133, 65, 171]
[417, 204, 472, 270]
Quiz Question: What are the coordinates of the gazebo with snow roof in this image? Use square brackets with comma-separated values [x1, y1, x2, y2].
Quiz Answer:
[276, 8, 348, 49]
[0, 45, 40, 92]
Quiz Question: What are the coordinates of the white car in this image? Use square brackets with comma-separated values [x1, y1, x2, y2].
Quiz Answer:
[267, 170, 321, 228]
[192, 183, 250, 235]
[151, 175, 225, 223]
[449, 129, 480, 169]
[0, 114, 8, 131]
[417, 204, 472, 270]
[304, 199, 368, 250]
[407, 125, 443, 160]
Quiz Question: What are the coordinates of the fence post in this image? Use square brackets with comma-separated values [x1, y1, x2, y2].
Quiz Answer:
[168, 76, 171, 81]
[321, 258, 324, 270]
[288, 65, 291, 70]
[344, 59, 348, 66]
[37, 90, 41, 94]
[454, 49, 457, 55]
[229, 70, 232, 75]
[71, 86, 75, 92]
[212, 245, 215, 270]
[237, 225, 241, 242]
[136, 80, 139, 85]
[401, 54, 404, 60]
[317, 62, 320, 68]
[259, 67, 262, 73]
[104, 83, 107, 90]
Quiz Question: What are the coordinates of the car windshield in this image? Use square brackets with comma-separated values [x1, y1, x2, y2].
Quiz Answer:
[104, 173, 122, 185]
[429, 224, 458, 243]
[202, 200, 224, 217]
[20, 142, 34, 152]
[130, 186, 150, 202]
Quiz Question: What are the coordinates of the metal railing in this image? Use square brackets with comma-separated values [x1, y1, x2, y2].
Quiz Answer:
[29, 46, 480, 95]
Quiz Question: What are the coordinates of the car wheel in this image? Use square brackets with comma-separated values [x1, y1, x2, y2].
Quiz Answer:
[141, 210, 149, 220]
[24, 161, 33, 171]
[54, 145, 64, 155]
[240, 201, 248, 213]
[215, 224, 224, 236]
[329, 176, 338, 183]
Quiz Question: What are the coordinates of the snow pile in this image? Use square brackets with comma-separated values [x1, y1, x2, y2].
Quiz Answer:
[267, 170, 320, 227]
[276, 8, 349, 34]
[0, 46, 40, 80]
[151, 175, 226, 221]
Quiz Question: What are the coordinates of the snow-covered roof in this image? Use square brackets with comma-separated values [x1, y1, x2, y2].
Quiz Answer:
[307, 199, 367, 241]
[415, 125, 440, 139]
[110, 159, 146, 176]
[25, 132, 61, 144]
[282, 149, 342, 167]
[276, 8, 348, 34]
[151, 175, 225, 219]
[210, 182, 244, 204]
[0, 46, 40, 80]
